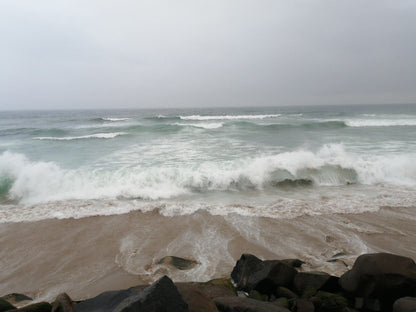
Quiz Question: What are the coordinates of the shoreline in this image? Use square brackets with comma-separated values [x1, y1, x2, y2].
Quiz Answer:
[1, 205, 416, 303]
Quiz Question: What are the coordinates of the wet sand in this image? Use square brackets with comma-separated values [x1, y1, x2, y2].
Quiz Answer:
[1, 206, 415, 302]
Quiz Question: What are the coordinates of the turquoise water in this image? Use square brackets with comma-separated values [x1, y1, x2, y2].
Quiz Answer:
[1, 104, 416, 222]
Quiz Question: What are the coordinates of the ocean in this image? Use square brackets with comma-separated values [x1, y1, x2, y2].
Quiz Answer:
[1, 104, 416, 300]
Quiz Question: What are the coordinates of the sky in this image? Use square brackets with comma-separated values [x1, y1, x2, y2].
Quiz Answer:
[1, 0, 415, 110]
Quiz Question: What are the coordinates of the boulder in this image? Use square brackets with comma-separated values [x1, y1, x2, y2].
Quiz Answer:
[214, 296, 291, 312]
[8, 302, 51, 312]
[113, 275, 188, 312]
[75, 287, 140, 312]
[231, 254, 297, 294]
[276, 286, 298, 300]
[204, 278, 236, 296]
[157, 256, 199, 270]
[51, 293, 74, 312]
[0, 298, 15, 312]
[293, 272, 340, 296]
[339, 253, 416, 310]
[1, 294, 32, 306]
[248, 290, 265, 301]
[272, 297, 289, 309]
[281, 259, 305, 268]
[295, 298, 315, 312]
[311, 291, 349, 312]
[231, 254, 263, 288]
[176, 283, 218, 312]
[393, 297, 416, 312]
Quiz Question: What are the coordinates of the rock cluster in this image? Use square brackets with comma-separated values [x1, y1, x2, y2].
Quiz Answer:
[1, 252, 416, 312]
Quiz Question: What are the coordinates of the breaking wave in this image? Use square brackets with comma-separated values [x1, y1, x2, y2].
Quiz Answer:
[173, 122, 224, 129]
[92, 117, 131, 122]
[179, 114, 281, 120]
[34, 132, 127, 140]
[345, 119, 416, 127]
[234, 121, 348, 131]
[0, 145, 415, 205]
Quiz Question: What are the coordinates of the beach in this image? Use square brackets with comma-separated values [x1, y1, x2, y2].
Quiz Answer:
[1, 205, 415, 302]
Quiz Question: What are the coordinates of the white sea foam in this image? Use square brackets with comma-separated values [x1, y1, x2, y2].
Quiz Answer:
[34, 132, 126, 140]
[174, 122, 224, 129]
[101, 117, 130, 122]
[1, 145, 415, 211]
[346, 119, 416, 127]
[179, 114, 281, 120]
[1, 184, 416, 223]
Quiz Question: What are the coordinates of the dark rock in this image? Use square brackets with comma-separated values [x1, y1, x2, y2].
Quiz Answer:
[1, 294, 32, 306]
[281, 259, 305, 268]
[157, 256, 199, 270]
[199, 284, 236, 300]
[231, 254, 297, 294]
[236, 291, 247, 298]
[326, 259, 349, 268]
[272, 297, 289, 309]
[203, 278, 236, 296]
[274, 179, 313, 187]
[75, 287, 140, 312]
[276, 286, 299, 300]
[51, 293, 74, 312]
[312, 291, 348, 312]
[331, 252, 347, 259]
[295, 298, 315, 312]
[0, 298, 15, 312]
[362, 298, 381, 311]
[214, 296, 291, 312]
[294, 272, 340, 296]
[9, 302, 51, 312]
[231, 254, 263, 288]
[248, 290, 264, 301]
[113, 275, 188, 312]
[339, 253, 416, 311]
[175, 279, 236, 305]
[176, 283, 218, 312]
[393, 297, 416, 312]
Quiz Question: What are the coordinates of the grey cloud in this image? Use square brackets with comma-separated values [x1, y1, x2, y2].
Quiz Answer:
[0, 0, 415, 110]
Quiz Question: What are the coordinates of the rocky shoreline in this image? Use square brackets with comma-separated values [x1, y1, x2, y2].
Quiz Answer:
[1, 252, 416, 312]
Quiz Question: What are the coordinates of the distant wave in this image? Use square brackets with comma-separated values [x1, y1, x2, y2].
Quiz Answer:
[174, 122, 224, 129]
[101, 117, 131, 122]
[91, 117, 131, 122]
[34, 132, 126, 141]
[145, 115, 180, 121]
[179, 114, 281, 121]
[265, 120, 347, 130]
[231, 120, 348, 131]
[346, 119, 416, 127]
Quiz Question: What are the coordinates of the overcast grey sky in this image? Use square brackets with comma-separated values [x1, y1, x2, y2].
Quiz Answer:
[1, 0, 415, 110]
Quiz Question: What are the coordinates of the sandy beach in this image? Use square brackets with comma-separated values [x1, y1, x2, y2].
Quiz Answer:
[1, 205, 415, 302]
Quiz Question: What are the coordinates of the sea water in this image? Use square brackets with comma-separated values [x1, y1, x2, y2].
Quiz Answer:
[1, 104, 416, 222]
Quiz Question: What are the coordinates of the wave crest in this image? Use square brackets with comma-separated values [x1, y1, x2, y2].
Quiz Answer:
[346, 119, 416, 127]
[1, 145, 415, 205]
[173, 122, 224, 129]
[34, 132, 126, 140]
[179, 114, 281, 121]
